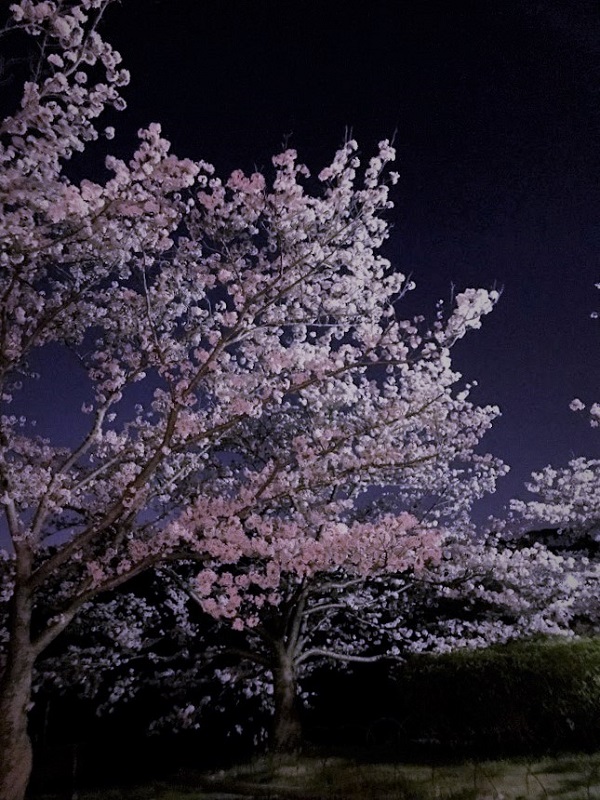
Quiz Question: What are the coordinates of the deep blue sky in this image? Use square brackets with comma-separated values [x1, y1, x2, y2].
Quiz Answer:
[15, 0, 600, 523]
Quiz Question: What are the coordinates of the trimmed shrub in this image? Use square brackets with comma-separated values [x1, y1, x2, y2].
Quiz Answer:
[395, 637, 600, 756]
[306, 638, 600, 758]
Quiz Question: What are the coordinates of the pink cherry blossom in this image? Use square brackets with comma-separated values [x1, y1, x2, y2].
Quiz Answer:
[0, 2, 508, 796]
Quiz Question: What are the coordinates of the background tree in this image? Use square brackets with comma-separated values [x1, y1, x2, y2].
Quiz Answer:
[509, 303, 600, 631]
[0, 1, 506, 797]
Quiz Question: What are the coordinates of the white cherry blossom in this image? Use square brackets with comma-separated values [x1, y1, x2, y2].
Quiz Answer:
[0, 2, 506, 795]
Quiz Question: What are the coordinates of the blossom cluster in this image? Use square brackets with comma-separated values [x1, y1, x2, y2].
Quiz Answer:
[2, 0, 503, 687]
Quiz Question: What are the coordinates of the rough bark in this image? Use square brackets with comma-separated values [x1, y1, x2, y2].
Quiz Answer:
[0, 575, 35, 800]
[271, 646, 302, 754]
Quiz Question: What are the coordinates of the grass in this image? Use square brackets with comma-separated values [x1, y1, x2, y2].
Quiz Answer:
[38, 750, 600, 799]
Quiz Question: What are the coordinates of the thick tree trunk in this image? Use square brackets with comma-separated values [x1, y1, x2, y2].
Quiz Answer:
[0, 566, 35, 800]
[0, 656, 35, 800]
[272, 648, 302, 754]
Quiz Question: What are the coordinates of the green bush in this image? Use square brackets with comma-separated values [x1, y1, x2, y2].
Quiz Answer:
[306, 637, 600, 758]
[395, 637, 600, 756]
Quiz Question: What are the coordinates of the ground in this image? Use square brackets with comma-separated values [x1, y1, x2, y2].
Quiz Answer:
[36, 751, 600, 799]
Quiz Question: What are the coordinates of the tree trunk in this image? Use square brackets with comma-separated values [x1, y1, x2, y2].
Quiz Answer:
[0, 571, 35, 800]
[272, 648, 302, 754]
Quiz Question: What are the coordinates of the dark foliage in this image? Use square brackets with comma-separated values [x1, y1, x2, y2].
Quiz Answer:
[306, 637, 600, 759]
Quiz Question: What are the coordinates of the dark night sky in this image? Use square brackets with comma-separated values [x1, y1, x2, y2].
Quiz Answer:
[16, 0, 600, 523]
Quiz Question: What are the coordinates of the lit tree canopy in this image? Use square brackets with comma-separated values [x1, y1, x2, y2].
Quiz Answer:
[1, 1, 506, 797]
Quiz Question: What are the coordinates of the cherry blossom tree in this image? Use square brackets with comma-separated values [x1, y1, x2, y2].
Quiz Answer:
[188, 514, 592, 753]
[510, 425, 600, 631]
[185, 530, 585, 752]
[509, 308, 600, 630]
[512, 452, 600, 546]
[0, 1, 507, 796]
[26, 526, 587, 756]
[511, 390, 600, 540]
